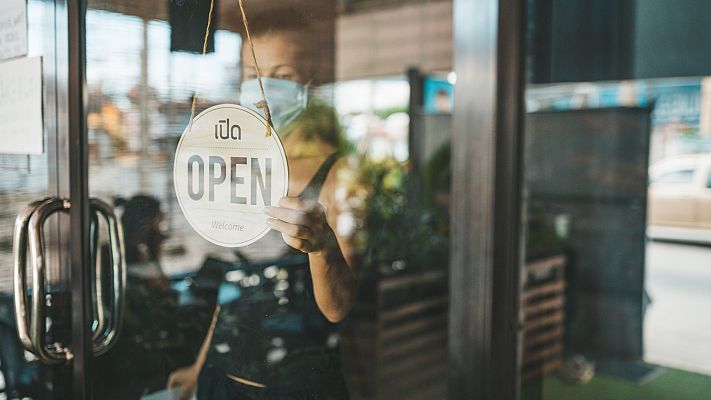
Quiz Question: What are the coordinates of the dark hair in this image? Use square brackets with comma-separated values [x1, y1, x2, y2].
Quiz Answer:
[114, 195, 163, 263]
[238, 4, 335, 85]
[237, 2, 328, 37]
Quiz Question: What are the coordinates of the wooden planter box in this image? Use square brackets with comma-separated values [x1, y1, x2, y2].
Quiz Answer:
[521, 255, 567, 383]
[340, 269, 448, 400]
[340, 255, 566, 395]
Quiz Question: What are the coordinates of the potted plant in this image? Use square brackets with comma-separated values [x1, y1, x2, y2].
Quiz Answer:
[340, 153, 449, 400]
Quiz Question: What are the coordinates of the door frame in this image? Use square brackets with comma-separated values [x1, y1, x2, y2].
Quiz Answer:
[449, 0, 527, 399]
[24, 0, 80, 397]
[67, 0, 93, 397]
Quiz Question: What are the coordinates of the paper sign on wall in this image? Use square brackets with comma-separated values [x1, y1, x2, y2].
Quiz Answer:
[0, 56, 43, 155]
[0, 0, 28, 60]
[173, 104, 289, 247]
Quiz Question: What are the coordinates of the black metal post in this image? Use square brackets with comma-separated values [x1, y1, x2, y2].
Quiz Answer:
[407, 67, 424, 174]
[449, 0, 527, 399]
[67, 0, 92, 397]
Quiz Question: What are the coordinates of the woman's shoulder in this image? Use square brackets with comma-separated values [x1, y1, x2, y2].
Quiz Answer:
[319, 153, 361, 202]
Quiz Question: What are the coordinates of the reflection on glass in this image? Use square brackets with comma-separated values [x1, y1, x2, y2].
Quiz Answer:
[522, 1, 711, 397]
[0, 1, 62, 398]
[85, 1, 451, 400]
[166, 10, 360, 398]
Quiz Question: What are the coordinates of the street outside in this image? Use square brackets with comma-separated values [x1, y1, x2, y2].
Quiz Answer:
[645, 240, 711, 376]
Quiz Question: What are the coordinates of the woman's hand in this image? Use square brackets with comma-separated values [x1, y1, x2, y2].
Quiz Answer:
[265, 197, 337, 254]
[166, 365, 200, 400]
[267, 196, 357, 322]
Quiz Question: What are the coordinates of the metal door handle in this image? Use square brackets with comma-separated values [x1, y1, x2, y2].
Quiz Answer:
[13, 198, 53, 354]
[27, 198, 73, 363]
[90, 210, 105, 343]
[13, 197, 126, 364]
[89, 198, 126, 356]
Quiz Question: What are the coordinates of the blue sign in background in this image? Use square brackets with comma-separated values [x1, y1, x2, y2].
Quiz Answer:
[423, 77, 454, 114]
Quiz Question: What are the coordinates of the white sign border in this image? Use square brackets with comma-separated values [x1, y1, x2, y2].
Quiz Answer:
[173, 104, 290, 248]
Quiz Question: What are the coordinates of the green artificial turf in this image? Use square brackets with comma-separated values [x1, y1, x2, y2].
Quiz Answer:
[537, 368, 711, 400]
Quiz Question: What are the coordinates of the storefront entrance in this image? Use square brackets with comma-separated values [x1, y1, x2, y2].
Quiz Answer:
[1, 0, 468, 399]
[4, 1, 711, 400]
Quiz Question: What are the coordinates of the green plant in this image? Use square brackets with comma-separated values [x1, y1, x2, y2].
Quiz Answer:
[525, 202, 566, 261]
[354, 156, 449, 277]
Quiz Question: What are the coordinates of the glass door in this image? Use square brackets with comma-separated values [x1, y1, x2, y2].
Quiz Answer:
[83, 0, 454, 399]
[520, 1, 711, 399]
[8, 0, 551, 398]
[85, 2, 248, 398]
[1, 1, 75, 399]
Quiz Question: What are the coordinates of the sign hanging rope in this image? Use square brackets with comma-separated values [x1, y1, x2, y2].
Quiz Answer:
[188, 0, 215, 134]
[188, 0, 274, 137]
[238, 0, 274, 137]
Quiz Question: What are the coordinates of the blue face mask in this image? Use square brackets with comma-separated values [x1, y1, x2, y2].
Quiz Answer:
[239, 78, 308, 129]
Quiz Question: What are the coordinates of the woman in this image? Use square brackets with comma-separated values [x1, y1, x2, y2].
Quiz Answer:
[168, 12, 359, 400]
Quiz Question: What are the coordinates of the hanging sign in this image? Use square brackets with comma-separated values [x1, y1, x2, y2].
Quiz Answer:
[0, 0, 28, 60]
[173, 104, 289, 247]
[0, 56, 43, 155]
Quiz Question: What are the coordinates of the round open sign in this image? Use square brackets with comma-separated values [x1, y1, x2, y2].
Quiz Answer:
[173, 104, 289, 247]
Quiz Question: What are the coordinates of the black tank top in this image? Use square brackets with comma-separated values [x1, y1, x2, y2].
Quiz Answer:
[200, 152, 348, 398]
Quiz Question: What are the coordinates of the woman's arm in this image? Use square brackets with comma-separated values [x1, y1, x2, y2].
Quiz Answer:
[308, 227, 358, 323]
[265, 196, 358, 322]
[265, 164, 360, 322]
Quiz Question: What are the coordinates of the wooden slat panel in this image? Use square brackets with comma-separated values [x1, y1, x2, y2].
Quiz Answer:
[523, 310, 564, 332]
[378, 270, 447, 293]
[523, 343, 562, 364]
[377, 364, 447, 399]
[378, 346, 447, 380]
[524, 297, 564, 316]
[522, 280, 566, 301]
[381, 295, 448, 322]
[87, 0, 335, 34]
[524, 326, 564, 349]
[381, 314, 448, 343]
[524, 255, 566, 275]
[336, 1, 453, 80]
[380, 330, 447, 360]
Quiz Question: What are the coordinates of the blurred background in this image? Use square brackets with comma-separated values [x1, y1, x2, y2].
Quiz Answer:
[0, 0, 710, 399]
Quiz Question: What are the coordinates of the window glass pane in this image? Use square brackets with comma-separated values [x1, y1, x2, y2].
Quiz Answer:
[0, 1, 72, 397]
[522, 1, 711, 398]
[83, 1, 453, 399]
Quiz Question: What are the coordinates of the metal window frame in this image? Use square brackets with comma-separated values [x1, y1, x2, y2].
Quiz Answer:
[449, 0, 527, 399]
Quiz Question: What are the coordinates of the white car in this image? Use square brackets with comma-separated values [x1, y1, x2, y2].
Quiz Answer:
[647, 155, 711, 242]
